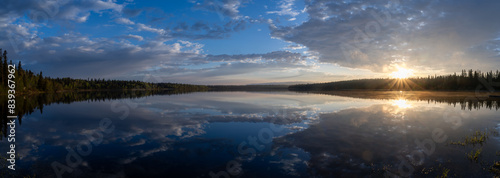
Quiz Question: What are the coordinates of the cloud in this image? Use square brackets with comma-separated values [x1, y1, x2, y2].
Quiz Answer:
[192, 0, 244, 20]
[0, 0, 127, 55]
[167, 19, 248, 40]
[267, 0, 300, 18]
[3, 23, 312, 84]
[123, 7, 143, 17]
[120, 34, 144, 41]
[137, 23, 166, 35]
[6, 33, 202, 78]
[116, 17, 135, 25]
[205, 51, 305, 63]
[270, 0, 500, 73]
[284, 44, 305, 50]
[128, 50, 312, 84]
[54, 0, 124, 22]
[0, 0, 124, 23]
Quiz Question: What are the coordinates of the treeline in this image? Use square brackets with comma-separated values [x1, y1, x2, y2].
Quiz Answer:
[289, 69, 500, 91]
[208, 85, 289, 91]
[0, 49, 209, 94]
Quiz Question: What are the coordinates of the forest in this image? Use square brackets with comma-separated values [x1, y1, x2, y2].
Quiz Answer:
[208, 85, 289, 91]
[289, 70, 500, 91]
[0, 49, 209, 94]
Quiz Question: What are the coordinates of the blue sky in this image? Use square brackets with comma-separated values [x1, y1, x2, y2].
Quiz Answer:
[1, 0, 499, 84]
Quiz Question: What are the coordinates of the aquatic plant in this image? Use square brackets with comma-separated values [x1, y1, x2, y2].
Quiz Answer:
[438, 167, 450, 178]
[490, 161, 500, 177]
[467, 148, 482, 162]
[449, 130, 493, 146]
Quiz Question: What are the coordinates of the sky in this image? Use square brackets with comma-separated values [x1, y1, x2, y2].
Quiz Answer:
[0, 0, 499, 85]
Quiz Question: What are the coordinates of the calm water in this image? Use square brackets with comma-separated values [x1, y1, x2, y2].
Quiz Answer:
[1, 91, 500, 177]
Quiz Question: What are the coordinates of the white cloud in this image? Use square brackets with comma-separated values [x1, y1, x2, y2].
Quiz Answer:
[137, 23, 166, 35]
[75, 13, 90, 23]
[192, 0, 243, 19]
[122, 34, 143, 41]
[46, 0, 124, 22]
[116, 17, 135, 25]
[285, 44, 305, 50]
[267, 0, 300, 17]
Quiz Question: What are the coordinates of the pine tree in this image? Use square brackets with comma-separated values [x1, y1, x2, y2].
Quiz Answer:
[17, 61, 25, 92]
[0, 48, 3, 88]
[37, 71, 45, 90]
[2, 50, 7, 87]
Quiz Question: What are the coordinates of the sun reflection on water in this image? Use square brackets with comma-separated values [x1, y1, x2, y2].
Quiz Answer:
[393, 99, 412, 109]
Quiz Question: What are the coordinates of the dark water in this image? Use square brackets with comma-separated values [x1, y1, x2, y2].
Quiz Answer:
[1, 91, 500, 177]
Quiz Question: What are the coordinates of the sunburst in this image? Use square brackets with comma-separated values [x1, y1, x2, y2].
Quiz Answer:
[391, 67, 414, 79]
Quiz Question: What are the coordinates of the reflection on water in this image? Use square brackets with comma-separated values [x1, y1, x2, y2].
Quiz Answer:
[274, 102, 499, 177]
[393, 99, 412, 109]
[0, 91, 499, 177]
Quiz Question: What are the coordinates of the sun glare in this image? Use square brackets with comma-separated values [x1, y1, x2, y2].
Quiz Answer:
[391, 67, 414, 79]
[393, 99, 412, 109]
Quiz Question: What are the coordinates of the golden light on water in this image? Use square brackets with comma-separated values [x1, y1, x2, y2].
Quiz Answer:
[392, 99, 412, 109]
[391, 67, 414, 79]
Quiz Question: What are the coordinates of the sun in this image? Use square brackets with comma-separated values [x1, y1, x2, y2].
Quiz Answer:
[391, 67, 414, 79]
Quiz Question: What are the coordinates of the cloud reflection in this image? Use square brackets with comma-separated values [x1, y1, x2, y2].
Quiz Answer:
[1, 92, 499, 177]
[273, 101, 500, 177]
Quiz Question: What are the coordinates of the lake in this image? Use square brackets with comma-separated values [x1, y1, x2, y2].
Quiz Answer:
[1, 91, 499, 177]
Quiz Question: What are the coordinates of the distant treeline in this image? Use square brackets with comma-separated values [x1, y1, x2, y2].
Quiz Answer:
[289, 69, 500, 91]
[0, 49, 209, 94]
[208, 85, 289, 91]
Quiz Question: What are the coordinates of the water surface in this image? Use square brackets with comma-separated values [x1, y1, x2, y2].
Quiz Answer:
[1, 91, 499, 177]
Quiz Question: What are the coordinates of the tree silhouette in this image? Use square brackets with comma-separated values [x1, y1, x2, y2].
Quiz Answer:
[0, 49, 210, 94]
[289, 70, 500, 91]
